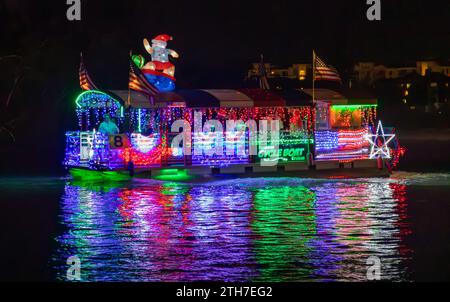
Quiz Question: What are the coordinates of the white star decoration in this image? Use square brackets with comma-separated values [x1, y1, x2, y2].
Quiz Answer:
[365, 121, 395, 159]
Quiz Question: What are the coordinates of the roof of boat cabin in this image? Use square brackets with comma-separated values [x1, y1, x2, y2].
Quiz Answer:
[302, 89, 346, 101]
[110, 88, 377, 109]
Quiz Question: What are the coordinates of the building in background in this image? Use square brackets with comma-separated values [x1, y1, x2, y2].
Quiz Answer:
[248, 63, 310, 81]
[350, 60, 449, 119]
[354, 60, 450, 84]
[247, 59, 449, 127]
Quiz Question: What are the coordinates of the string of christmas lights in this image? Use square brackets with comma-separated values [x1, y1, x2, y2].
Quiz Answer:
[75, 90, 124, 130]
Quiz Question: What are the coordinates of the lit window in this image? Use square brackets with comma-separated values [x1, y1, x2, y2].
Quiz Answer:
[421, 63, 428, 76]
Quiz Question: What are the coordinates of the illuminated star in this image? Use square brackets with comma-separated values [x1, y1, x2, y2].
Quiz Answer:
[365, 121, 395, 159]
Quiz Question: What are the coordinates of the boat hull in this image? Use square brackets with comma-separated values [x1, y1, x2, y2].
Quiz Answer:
[69, 167, 131, 182]
[68, 159, 389, 183]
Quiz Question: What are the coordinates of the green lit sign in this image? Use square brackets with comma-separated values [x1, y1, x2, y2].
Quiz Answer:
[258, 147, 306, 162]
[256, 132, 312, 162]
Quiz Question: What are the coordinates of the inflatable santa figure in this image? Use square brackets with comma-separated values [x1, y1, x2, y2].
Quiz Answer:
[143, 34, 179, 78]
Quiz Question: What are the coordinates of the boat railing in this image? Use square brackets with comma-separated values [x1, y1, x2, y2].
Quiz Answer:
[64, 129, 315, 170]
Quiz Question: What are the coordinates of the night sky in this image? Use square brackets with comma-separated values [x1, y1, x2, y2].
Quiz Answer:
[2, 0, 449, 88]
[0, 0, 449, 173]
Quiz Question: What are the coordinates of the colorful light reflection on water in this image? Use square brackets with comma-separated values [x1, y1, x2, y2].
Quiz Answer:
[52, 177, 413, 281]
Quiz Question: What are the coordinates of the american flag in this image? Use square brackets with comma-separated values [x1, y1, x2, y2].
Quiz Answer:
[79, 53, 98, 91]
[314, 52, 342, 83]
[129, 56, 159, 100]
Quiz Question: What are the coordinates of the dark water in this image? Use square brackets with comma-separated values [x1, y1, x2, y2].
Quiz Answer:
[1, 172, 450, 282]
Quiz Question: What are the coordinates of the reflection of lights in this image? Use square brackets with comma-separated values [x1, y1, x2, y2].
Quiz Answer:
[53, 178, 412, 281]
[309, 181, 411, 281]
[252, 185, 316, 281]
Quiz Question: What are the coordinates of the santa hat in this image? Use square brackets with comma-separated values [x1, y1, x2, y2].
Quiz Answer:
[152, 34, 172, 42]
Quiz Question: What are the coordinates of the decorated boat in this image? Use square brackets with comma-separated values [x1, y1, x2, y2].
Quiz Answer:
[64, 35, 404, 181]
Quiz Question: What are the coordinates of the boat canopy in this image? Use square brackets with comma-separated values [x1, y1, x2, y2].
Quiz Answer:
[111, 88, 315, 109]
[110, 88, 377, 109]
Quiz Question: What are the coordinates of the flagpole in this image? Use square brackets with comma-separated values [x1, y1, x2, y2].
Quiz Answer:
[310, 50, 316, 167]
[127, 50, 132, 109]
[79, 52, 83, 90]
[312, 50, 315, 106]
